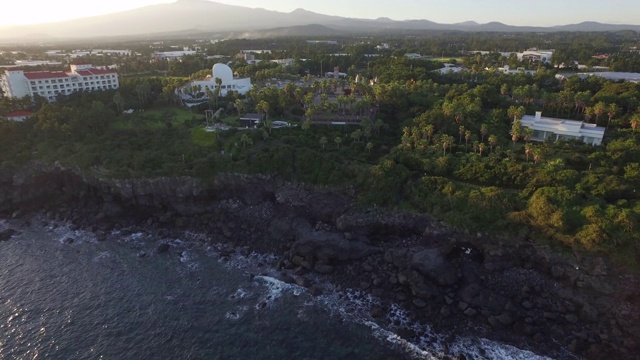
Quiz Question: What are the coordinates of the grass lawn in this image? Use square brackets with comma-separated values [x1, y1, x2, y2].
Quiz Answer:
[112, 107, 205, 130]
[191, 126, 218, 147]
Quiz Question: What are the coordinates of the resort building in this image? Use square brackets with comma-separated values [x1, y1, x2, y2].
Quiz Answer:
[0, 63, 119, 102]
[496, 65, 537, 76]
[153, 49, 197, 60]
[2, 110, 32, 122]
[179, 63, 252, 106]
[520, 111, 605, 145]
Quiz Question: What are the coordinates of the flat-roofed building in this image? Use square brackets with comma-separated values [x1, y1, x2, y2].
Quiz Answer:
[0, 63, 119, 102]
[520, 111, 605, 145]
[2, 110, 32, 122]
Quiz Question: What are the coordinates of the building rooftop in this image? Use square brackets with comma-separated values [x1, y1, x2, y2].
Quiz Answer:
[5, 111, 33, 117]
[23, 71, 69, 80]
[521, 113, 605, 136]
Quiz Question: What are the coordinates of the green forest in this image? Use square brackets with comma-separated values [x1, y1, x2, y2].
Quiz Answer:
[2, 32, 640, 268]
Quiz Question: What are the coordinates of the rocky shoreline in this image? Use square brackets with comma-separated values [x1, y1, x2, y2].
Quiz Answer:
[1, 164, 639, 359]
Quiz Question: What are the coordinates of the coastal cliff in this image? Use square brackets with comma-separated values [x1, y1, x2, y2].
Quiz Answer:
[1, 163, 638, 359]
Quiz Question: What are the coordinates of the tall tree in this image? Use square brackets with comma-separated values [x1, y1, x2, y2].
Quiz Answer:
[113, 92, 125, 115]
[593, 101, 606, 124]
[319, 136, 328, 149]
[464, 130, 472, 152]
[606, 103, 618, 129]
[488, 135, 498, 153]
[510, 119, 522, 150]
[480, 123, 488, 143]
[631, 114, 640, 133]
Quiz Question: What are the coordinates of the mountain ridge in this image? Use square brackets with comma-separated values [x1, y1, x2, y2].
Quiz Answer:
[0, 0, 639, 41]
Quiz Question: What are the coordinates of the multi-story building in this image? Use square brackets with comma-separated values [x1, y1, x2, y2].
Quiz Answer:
[0, 63, 119, 102]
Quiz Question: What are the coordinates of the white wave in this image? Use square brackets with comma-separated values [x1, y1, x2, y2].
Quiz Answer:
[229, 288, 250, 301]
[92, 251, 112, 262]
[310, 286, 555, 360]
[178, 250, 200, 271]
[225, 305, 248, 321]
[48, 223, 97, 244]
[253, 275, 304, 309]
[449, 337, 554, 360]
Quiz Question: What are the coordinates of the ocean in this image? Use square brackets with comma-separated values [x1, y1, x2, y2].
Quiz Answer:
[0, 216, 554, 360]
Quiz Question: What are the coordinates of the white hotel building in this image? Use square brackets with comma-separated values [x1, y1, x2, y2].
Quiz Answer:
[0, 63, 119, 102]
[521, 111, 605, 146]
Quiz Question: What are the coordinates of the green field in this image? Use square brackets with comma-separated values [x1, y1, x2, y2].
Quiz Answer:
[113, 108, 205, 130]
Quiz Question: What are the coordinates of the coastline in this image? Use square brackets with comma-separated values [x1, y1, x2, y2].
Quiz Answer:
[1, 163, 638, 359]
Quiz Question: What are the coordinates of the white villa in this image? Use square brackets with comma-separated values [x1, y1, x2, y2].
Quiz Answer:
[497, 65, 537, 76]
[182, 63, 252, 100]
[520, 111, 605, 146]
[0, 63, 119, 102]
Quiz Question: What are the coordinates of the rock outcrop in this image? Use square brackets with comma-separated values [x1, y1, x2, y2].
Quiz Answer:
[0, 163, 638, 360]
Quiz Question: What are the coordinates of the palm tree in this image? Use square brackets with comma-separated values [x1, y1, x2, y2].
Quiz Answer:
[263, 117, 273, 134]
[302, 118, 311, 131]
[631, 114, 640, 133]
[488, 135, 498, 153]
[401, 127, 412, 149]
[256, 100, 270, 123]
[113, 92, 125, 114]
[335, 136, 343, 149]
[507, 105, 525, 123]
[373, 119, 384, 135]
[473, 141, 479, 154]
[458, 125, 466, 144]
[510, 119, 522, 150]
[584, 106, 594, 123]
[351, 129, 362, 142]
[234, 99, 245, 116]
[424, 124, 435, 144]
[525, 143, 533, 162]
[240, 134, 251, 149]
[440, 134, 454, 156]
[533, 149, 542, 164]
[606, 103, 618, 129]
[523, 127, 533, 144]
[464, 130, 472, 152]
[319, 136, 328, 149]
[478, 142, 486, 156]
[593, 102, 606, 124]
[480, 123, 488, 143]
[366, 142, 374, 154]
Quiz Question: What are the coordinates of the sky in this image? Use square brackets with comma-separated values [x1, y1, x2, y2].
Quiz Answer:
[2, 0, 639, 27]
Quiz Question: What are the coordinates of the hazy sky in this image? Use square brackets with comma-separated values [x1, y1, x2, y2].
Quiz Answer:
[2, 0, 639, 27]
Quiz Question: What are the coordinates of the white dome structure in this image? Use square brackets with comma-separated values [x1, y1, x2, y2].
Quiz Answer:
[180, 63, 253, 106]
[212, 63, 234, 84]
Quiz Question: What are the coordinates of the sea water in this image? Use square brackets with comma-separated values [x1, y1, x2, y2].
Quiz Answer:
[0, 217, 555, 360]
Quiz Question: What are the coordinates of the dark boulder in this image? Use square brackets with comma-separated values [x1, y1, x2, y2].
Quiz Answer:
[289, 229, 379, 263]
[410, 248, 458, 286]
[0, 228, 17, 241]
[156, 243, 171, 254]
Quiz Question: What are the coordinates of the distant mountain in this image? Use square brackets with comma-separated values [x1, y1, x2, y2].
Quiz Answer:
[0, 0, 639, 41]
[552, 21, 640, 32]
[240, 24, 340, 39]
